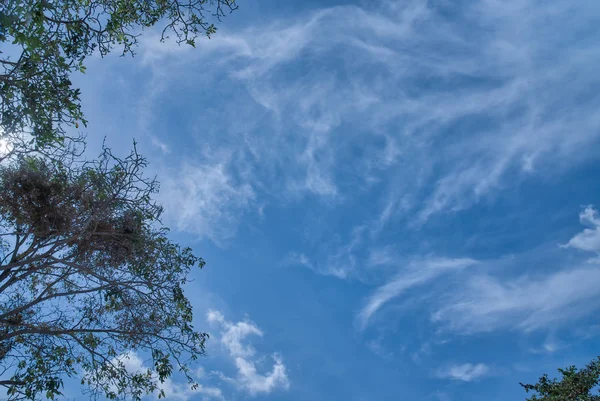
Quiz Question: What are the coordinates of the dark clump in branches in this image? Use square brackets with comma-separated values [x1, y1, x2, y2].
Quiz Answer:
[0, 144, 207, 400]
[0, 0, 238, 144]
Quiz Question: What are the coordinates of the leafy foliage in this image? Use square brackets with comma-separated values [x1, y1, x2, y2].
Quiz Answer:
[0, 144, 207, 400]
[521, 357, 600, 401]
[0, 0, 237, 145]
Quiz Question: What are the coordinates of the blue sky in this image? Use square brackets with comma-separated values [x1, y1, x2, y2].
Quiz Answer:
[68, 0, 600, 400]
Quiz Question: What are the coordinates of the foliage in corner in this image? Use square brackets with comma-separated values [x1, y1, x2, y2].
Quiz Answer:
[0, 0, 238, 145]
[521, 357, 600, 401]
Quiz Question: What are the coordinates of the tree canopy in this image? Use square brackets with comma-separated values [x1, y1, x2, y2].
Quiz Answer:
[521, 357, 600, 401]
[0, 145, 207, 400]
[0, 0, 237, 145]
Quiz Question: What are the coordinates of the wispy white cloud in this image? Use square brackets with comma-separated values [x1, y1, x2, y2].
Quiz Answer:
[284, 252, 349, 279]
[225, 354, 289, 396]
[207, 310, 290, 396]
[367, 246, 399, 268]
[107, 313, 291, 401]
[528, 335, 564, 354]
[437, 363, 489, 382]
[432, 266, 600, 334]
[366, 336, 395, 360]
[360, 208, 600, 336]
[357, 258, 479, 330]
[159, 159, 255, 243]
[562, 206, 600, 257]
[137, 0, 600, 243]
[150, 135, 170, 154]
[285, 225, 368, 280]
[113, 351, 224, 401]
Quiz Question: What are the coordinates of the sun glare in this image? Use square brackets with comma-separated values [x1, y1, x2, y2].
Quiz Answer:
[0, 137, 13, 157]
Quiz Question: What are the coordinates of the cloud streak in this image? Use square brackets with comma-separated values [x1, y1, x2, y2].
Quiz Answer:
[357, 258, 479, 330]
[437, 363, 490, 382]
[361, 207, 600, 336]
[433, 266, 600, 334]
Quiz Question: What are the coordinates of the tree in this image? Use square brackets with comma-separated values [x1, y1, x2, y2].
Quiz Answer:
[0, 0, 238, 145]
[520, 357, 600, 400]
[0, 144, 207, 400]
